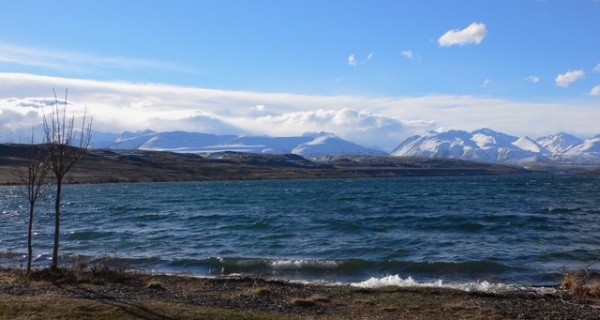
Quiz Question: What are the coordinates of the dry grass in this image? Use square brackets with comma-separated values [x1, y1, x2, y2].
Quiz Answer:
[352, 298, 375, 306]
[2, 267, 600, 319]
[289, 294, 331, 307]
[247, 286, 271, 296]
[379, 306, 400, 312]
[561, 270, 600, 300]
[0, 294, 274, 320]
[146, 280, 164, 290]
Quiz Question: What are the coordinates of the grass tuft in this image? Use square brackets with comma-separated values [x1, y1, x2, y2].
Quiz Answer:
[290, 297, 317, 307]
[562, 270, 600, 299]
[146, 281, 165, 290]
[248, 286, 271, 296]
[290, 294, 330, 307]
[308, 295, 330, 303]
[353, 299, 375, 305]
[380, 306, 400, 312]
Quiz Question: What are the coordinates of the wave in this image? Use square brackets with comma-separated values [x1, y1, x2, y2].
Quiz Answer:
[0, 252, 559, 294]
[141, 256, 522, 284]
[349, 274, 557, 294]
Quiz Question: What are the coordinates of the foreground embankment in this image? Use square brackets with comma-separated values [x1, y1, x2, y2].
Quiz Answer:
[1, 268, 599, 319]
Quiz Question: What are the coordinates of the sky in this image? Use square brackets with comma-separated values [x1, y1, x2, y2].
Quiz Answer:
[1, 0, 599, 151]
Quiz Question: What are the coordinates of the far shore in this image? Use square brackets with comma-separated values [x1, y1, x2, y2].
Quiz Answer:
[1, 144, 567, 186]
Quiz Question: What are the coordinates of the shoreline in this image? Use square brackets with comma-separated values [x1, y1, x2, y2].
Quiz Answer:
[0, 258, 563, 293]
[1, 267, 600, 319]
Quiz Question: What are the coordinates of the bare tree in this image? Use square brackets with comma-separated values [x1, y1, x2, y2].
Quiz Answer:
[42, 89, 92, 269]
[15, 130, 51, 274]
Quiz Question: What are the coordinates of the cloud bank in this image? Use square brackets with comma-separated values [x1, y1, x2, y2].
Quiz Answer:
[1, 73, 599, 151]
[438, 22, 487, 47]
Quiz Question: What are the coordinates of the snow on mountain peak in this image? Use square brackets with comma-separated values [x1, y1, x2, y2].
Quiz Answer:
[535, 132, 583, 154]
[301, 131, 339, 139]
[100, 130, 383, 157]
[565, 135, 600, 154]
[293, 134, 385, 156]
[471, 128, 518, 148]
[513, 136, 548, 153]
[5, 124, 598, 165]
[392, 129, 547, 164]
[117, 129, 157, 141]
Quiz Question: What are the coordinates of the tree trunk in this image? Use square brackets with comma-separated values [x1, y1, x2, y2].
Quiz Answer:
[51, 180, 62, 269]
[27, 204, 34, 274]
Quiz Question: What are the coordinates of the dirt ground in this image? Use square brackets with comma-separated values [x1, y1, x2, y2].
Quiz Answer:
[1, 268, 599, 319]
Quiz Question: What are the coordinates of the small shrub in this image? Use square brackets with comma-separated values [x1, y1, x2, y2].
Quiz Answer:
[90, 256, 130, 283]
[561, 270, 600, 299]
[146, 281, 164, 290]
[76, 258, 89, 271]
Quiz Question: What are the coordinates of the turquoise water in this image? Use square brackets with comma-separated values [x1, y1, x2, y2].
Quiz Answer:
[1, 175, 600, 288]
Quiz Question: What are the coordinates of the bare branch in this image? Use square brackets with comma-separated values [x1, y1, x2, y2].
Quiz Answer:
[42, 89, 93, 269]
[14, 127, 52, 274]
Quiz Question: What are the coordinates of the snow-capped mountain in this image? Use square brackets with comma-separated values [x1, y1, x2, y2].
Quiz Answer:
[535, 132, 583, 154]
[390, 129, 539, 163]
[555, 134, 600, 164]
[93, 130, 386, 157]
[4, 125, 600, 165]
[391, 129, 600, 165]
[291, 132, 386, 156]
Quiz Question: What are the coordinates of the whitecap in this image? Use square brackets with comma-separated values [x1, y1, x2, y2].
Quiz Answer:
[350, 274, 556, 294]
[269, 259, 339, 270]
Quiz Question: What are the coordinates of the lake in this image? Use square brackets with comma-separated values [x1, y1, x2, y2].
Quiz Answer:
[1, 174, 599, 291]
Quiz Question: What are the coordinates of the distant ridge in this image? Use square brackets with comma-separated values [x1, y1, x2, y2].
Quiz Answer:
[391, 128, 600, 165]
[92, 130, 387, 157]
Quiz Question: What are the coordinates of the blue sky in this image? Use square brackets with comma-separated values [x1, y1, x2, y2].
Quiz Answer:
[1, 0, 599, 151]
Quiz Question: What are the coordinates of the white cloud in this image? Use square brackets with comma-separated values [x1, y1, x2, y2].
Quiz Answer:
[555, 70, 584, 88]
[348, 53, 374, 66]
[438, 22, 487, 47]
[0, 43, 187, 74]
[594, 63, 600, 73]
[482, 78, 493, 87]
[591, 85, 600, 96]
[401, 50, 414, 59]
[525, 76, 540, 83]
[348, 54, 357, 66]
[2, 72, 600, 151]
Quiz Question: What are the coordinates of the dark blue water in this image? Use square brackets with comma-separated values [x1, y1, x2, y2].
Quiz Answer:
[1, 175, 599, 290]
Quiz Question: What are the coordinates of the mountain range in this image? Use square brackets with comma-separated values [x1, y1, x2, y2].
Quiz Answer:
[391, 128, 600, 166]
[85, 128, 600, 166]
[91, 130, 388, 157]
